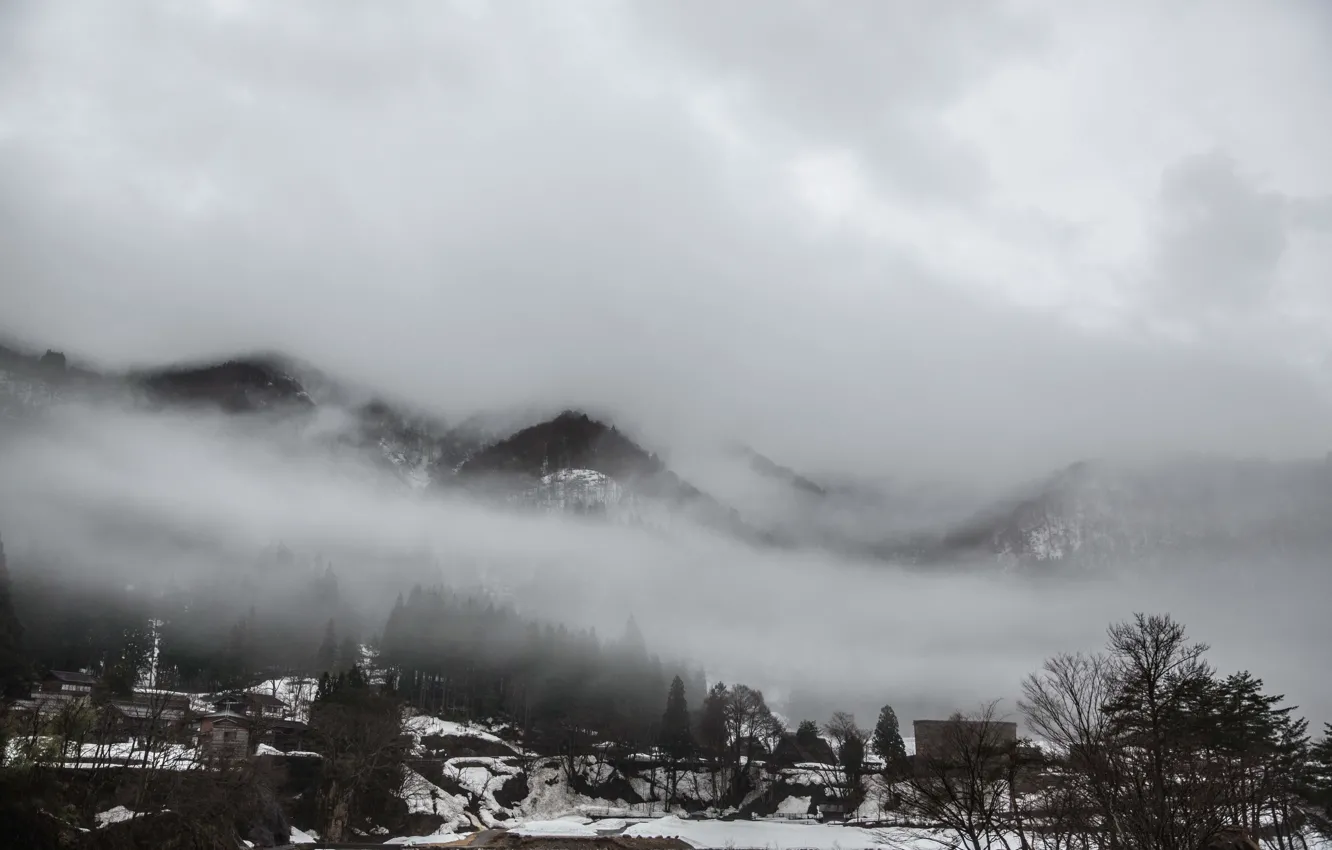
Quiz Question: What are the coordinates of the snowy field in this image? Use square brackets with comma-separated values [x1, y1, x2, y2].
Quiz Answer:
[378, 814, 924, 849]
[502, 815, 936, 850]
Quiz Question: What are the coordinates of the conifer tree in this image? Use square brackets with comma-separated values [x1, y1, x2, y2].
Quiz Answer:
[1305, 724, 1332, 840]
[796, 719, 821, 749]
[873, 704, 909, 775]
[659, 675, 694, 759]
[659, 675, 694, 811]
[316, 619, 338, 674]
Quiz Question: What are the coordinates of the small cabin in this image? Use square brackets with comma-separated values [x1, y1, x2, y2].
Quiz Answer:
[199, 711, 251, 759]
[912, 718, 1018, 765]
[258, 718, 310, 753]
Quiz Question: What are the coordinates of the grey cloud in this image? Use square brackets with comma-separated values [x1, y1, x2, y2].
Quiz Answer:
[1, 1, 1330, 486]
[1152, 150, 1332, 313]
[1154, 151, 1290, 308]
[632, 0, 1043, 203]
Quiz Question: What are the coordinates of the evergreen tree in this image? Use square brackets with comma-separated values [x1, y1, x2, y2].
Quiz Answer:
[796, 719, 821, 749]
[102, 621, 153, 697]
[659, 675, 695, 811]
[337, 635, 360, 672]
[309, 663, 404, 842]
[1305, 723, 1332, 840]
[659, 675, 694, 759]
[0, 533, 31, 700]
[697, 681, 728, 759]
[316, 619, 338, 674]
[873, 704, 909, 774]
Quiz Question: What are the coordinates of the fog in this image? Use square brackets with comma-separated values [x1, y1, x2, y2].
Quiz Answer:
[2, 0, 1331, 732]
[1, 401, 1328, 728]
[3, 0, 1332, 484]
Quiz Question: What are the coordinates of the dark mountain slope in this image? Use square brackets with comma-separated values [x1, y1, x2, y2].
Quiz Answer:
[458, 411, 668, 480]
[134, 358, 314, 413]
[453, 411, 775, 541]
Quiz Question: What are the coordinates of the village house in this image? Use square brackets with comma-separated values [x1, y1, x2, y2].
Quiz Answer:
[912, 718, 1019, 764]
[768, 731, 838, 768]
[212, 691, 288, 720]
[198, 710, 251, 760]
[41, 669, 99, 697]
[9, 670, 103, 716]
[208, 691, 308, 753]
[104, 691, 193, 742]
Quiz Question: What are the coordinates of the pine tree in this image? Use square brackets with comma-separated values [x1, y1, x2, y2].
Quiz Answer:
[659, 675, 694, 759]
[1305, 723, 1332, 840]
[316, 619, 338, 674]
[337, 635, 360, 672]
[0, 533, 31, 700]
[697, 681, 728, 759]
[658, 675, 695, 811]
[873, 704, 909, 774]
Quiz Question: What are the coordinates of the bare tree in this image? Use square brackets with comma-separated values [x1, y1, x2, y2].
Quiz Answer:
[1021, 614, 1264, 850]
[893, 701, 1024, 850]
[823, 712, 869, 815]
[308, 672, 406, 842]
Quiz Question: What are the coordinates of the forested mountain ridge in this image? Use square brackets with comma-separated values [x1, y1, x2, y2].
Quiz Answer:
[5, 340, 1332, 571]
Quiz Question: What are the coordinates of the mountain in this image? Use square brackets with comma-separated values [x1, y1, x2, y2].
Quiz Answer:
[732, 444, 828, 497]
[7, 339, 1332, 572]
[0, 344, 116, 420]
[133, 358, 314, 412]
[926, 456, 1332, 569]
[448, 411, 769, 541]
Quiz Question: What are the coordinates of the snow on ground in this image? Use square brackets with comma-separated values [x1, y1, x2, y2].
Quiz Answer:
[624, 816, 914, 850]
[384, 831, 463, 846]
[255, 743, 322, 758]
[512, 816, 600, 837]
[775, 795, 812, 816]
[94, 806, 138, 828]
[288, 826, 317, 844]
[68, 741, 200, 771]
[402, 767, 471, 830]
[404, 715, 518, 753]
[248, 677, 320, 723]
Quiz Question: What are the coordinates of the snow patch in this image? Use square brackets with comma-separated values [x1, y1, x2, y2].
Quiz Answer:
[288, 826, 317, 844]
[404, 715, 517, 752]
[624, 815, 898, 850]
[94, 806, 138, 828]
[512, 817, 601, 837]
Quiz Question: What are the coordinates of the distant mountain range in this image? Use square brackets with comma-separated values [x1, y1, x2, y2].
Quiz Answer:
[4, 341, 1331, 571]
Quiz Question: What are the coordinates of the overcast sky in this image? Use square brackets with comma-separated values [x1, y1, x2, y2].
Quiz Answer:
[3, 0, 1332, 481]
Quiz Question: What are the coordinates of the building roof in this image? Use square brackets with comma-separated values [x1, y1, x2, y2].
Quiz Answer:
[47, 670, 99, 686]
[244, 692, 287, 708]
[202, 710, 251, 725]
[266, 718, 308, 731]
[109, 701, 186, 721]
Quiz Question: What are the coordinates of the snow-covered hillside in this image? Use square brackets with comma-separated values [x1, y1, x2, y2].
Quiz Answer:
[521, 468, 627, 512]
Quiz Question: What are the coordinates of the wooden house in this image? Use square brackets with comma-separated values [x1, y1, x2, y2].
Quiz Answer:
[103, 691, 193, 741]
[199, 710, 251, 759]
[212, 691, 288, 721]
[912, 718, 1018, 765]
[40, 670, 100, 697]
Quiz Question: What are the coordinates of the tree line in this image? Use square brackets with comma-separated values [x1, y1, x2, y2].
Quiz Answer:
[889, 614, 1332, 850]
[3, 527, 1332, 848]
